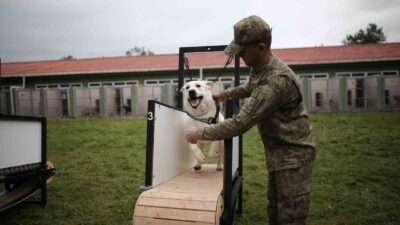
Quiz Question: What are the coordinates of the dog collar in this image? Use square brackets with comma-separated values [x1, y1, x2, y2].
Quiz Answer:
[187, 101, 220, 125]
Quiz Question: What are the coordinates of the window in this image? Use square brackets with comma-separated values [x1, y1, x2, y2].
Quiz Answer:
[367, 72, 381, 77]
[336, 73, 350, 77]
[89, 81, 138, 87]
[1, 86, 11, 90]
[60, 84, 70, 88]
[314, 74, 328, 79]
[144, 80, 158, 86]
[383, 71, 398, 76]
[35, 85, 47, 89]
[205, 77, 219, 82]
[299, 73, 328, 79]
[352, 73, 365, 78]
[88, 83, 101, 87]
[159, 80, 171, 84]
[240, 76, 249, 84]
[35, 83, 83, 89]
[336, 71, 399, 78]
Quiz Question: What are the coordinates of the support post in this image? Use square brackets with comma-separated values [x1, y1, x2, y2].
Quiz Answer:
[39, 89, 47, 117]
[339, 76, 348, 111]
[131, 85, 138, 116]
[302, 78, 311, 111]
[68, 87, 77, 117]
[100, 85, 106, 117]
[377, 75, 385, 110]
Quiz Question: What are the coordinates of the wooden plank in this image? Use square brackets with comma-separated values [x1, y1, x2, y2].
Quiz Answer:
[134, 217, 213, 225]
[134, 206, 216, 223]
[141, 191, 219, 202]
[215, 196, 224, 225]
[155, 182, 221, 194]
[151, 164, 223, 196]
[137, 196, 217, 211]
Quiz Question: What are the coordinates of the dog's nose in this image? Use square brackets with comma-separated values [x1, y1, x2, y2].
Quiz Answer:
[189, 90, 196, 97]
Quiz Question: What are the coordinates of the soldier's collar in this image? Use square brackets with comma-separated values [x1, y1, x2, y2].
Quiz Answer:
[251, 54, 276, 76]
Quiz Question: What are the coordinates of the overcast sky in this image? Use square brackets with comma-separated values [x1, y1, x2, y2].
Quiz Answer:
[1, 0, 399, 62]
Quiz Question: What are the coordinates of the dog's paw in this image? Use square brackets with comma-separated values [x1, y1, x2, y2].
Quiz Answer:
[216, 166, 223, 171]
[193, 151, 206, 163]
[194, 165, 202, 171]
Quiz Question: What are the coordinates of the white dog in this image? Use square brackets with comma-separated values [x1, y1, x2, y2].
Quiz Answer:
[181, 80, 224, 171]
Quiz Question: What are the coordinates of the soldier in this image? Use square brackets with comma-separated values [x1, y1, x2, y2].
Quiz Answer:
[185, 15, 316, 225]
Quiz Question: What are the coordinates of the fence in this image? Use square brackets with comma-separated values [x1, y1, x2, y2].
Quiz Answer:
[0, 76, 399, 118]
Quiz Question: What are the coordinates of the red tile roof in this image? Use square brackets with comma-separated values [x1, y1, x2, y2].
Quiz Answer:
[1, 43, 400, 78]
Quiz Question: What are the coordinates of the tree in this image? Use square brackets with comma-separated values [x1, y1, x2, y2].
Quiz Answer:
[60, 55, 75, 60]
[126, 46, 154, 56]
[343, 23, 386, 45]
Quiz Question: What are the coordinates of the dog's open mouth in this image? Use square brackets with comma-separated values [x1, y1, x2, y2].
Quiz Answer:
[188, 96, 203, 109]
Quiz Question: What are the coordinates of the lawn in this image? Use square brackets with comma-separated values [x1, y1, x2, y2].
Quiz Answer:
[0, 112, 399, 225]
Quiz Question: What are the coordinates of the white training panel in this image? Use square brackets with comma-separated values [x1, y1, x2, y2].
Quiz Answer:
[0, 120, 42, 169]
[152, 103, 196, 187]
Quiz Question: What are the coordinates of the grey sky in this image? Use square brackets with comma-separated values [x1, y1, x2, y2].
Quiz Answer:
[0, 0, 399, 62]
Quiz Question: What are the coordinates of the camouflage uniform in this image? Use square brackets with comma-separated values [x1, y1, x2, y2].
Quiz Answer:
[197, 16, 316, 225]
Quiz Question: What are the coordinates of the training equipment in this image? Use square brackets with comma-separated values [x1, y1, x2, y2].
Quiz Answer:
[0, 115, 54, 212]
[133, 46, 243, 225]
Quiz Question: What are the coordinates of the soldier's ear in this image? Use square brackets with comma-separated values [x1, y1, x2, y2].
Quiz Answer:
[206, 81, 214, 89]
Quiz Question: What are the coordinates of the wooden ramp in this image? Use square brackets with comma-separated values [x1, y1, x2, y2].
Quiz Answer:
[133, 164, 224, 225]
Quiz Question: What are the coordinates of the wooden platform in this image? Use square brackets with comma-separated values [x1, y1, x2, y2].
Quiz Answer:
[133, 164, 224, 225]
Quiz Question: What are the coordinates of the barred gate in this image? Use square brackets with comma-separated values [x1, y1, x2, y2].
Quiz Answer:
[15, 89, 41, 117]
[75, 88, 99, 117]
[0, 90, 10, 115]
[385, 77, 400, 110]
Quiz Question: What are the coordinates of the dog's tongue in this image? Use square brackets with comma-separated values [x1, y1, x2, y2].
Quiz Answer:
[190, 98, 200, 106]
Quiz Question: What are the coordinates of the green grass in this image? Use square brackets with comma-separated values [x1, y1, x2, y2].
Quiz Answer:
[1, 112, 399, 225]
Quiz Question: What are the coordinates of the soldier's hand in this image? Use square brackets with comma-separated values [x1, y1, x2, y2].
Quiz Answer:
[185, 128, 200, 144]
[212, 93, 225, 102]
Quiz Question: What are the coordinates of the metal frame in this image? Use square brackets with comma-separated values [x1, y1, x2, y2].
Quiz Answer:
[177, 45, 241, 109]
[0, 114, 48, 207]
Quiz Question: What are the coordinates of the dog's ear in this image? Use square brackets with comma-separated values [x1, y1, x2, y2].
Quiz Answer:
[180, 85, 185, 92]
[206, 81, 214, 89]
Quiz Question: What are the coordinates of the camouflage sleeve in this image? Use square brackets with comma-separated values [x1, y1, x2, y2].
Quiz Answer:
[198, 76, 293, 141]
[220, 83, 251, 100]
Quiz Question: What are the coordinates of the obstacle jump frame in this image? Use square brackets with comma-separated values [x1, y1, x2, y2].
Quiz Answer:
[133, 45, 243, 225]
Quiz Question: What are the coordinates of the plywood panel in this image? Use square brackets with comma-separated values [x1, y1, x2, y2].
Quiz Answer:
[152, 103, 196, 187]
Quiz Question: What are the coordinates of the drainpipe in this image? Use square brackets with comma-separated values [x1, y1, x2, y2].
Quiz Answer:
[199, 67, 203, 80]
[10, 76, 26, 115]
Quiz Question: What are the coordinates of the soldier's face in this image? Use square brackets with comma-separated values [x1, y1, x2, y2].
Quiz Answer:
[239, 43, 263, 67]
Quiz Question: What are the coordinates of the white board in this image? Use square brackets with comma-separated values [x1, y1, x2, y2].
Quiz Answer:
[152, 103, 196, 187]
[0, 120, 42, 169]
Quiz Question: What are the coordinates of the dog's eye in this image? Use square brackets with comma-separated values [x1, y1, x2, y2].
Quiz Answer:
[186, 86, 189, 90]
[196, 84, 201, 88]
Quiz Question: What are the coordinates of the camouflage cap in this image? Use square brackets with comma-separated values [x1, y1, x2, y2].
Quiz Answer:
[224, 15, 272, 56]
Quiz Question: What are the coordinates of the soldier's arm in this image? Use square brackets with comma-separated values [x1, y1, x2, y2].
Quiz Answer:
[220, 83, 251, 100]
[198, 76, 294, 140]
